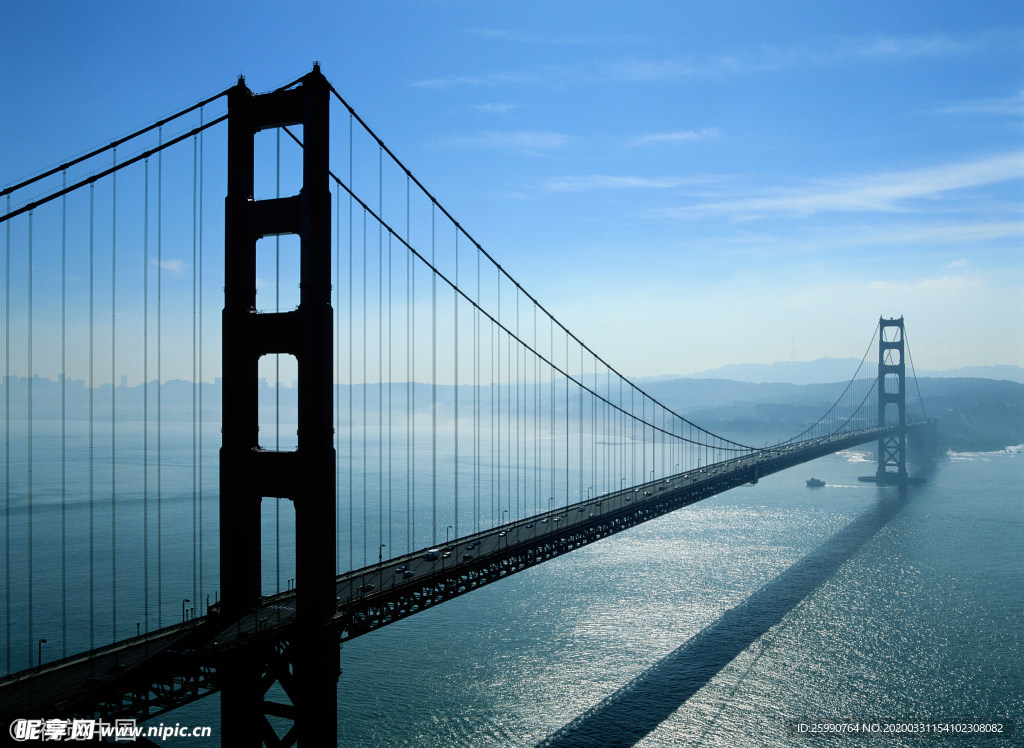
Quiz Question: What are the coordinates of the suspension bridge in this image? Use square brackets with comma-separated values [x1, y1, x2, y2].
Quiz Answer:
[1, 65, 935, 745]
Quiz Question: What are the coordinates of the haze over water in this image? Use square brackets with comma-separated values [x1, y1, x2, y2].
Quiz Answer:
[4, 426, 1021, 746]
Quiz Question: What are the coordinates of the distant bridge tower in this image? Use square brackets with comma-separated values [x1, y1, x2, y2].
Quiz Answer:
[876, 316, 907, 480]
[220, 64, 338, 746]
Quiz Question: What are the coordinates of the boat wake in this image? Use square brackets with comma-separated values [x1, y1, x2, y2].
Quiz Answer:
[947, 444, 1022, 462]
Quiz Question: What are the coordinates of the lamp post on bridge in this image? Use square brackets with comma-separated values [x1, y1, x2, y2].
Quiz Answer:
[37, 639, 46, 670]
[182, 599, 190, 624]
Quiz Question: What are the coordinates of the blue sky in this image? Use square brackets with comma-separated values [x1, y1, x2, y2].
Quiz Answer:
[2, 0, 1022, 379]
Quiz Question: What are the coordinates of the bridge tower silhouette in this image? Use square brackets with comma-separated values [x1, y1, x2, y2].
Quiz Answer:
[875, 316, 907, 480]
[221, 64, 337, 744]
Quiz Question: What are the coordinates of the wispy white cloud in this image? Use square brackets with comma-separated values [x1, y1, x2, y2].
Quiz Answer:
[412, 31, 1021, 89]
[471, 102, 521, 114]
[631, 128, 720, 145]
[837, 32, 1006, 60]
[544, 174, 718, 192]
[152, 259, 187, 274]
[412, 70, 545, 90]
[665, 151, 1024, 218]
[463, 28, 634, 46]
[856, 222, 1024, 245]
[937, 90, 1024, 116]
[787, 222, 1024, 253]
[945, 259, 971, 269]
[441, 130, 569, 153]
[602, 31, 1021, 81]
[865, 273, 982, 297]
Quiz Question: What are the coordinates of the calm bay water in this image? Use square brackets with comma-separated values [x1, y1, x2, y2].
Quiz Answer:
[4, 424, 1022, 746]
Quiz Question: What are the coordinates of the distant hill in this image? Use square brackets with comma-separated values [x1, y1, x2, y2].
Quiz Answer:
[640, 376, 1023, 453]
[639, 359, 1024, 386]
[4, 369, 1020, 453]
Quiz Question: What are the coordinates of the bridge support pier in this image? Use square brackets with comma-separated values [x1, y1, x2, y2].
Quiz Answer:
[220, 64, 338, 746]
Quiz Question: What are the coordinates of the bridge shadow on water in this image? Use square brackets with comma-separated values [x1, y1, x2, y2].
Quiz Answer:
[536, 489, 909, 748]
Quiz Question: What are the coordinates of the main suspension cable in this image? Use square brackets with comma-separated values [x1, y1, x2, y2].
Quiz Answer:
[0, 88, 231, 200]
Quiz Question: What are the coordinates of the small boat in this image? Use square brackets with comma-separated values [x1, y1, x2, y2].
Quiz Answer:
[806, 478, 826, 487]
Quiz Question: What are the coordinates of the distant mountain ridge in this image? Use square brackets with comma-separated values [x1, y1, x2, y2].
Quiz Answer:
[636, 358, 1024, 386]
[3, 370, 1020, 452]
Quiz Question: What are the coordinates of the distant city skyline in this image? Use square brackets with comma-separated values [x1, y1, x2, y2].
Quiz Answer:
[2, 1, 1022, 380]
[4, 356, 1021, 390]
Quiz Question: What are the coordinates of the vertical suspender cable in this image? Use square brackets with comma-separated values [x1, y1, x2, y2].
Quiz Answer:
[111, 148, 117, 642]
[275, 128, 281, 593]
[336, 183, 341, 573]
[506, 322, 510, 519]
[593, 358, 597, 492]
[378, 149, 384, 563]
[337, 180, 342, 569]
[431, 205, 436, 545]
[454, 231, 459, 538]
[386, 168, 393, 559]
[642, 395, 646, 482]
[362, 209, 367, 566]
[579, 345, 583, 505]
[143, 160, 149, 634]
[475, 247, 480, 533]
[192, 134, 198, 610]
[348, 115, 353, 573]
[408, 177, 414, 550]
[535, 307, 539, 515]
[61, 174, 67, 656]
[388, 233, 393, 557]
[618, 378, 622, 487]
[496, 276, 500, 527]
[156, 131, 163, 628]
[198, 111, 204, 608]
[491, 318, 495, 527]
[4, 194, 8, 673]
[89, 185, 95, 649]
[27, 211, 33, 664]
[405, 178, 411, 553]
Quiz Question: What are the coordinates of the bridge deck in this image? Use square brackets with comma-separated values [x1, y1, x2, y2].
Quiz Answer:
[0, 426, 906, 723]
